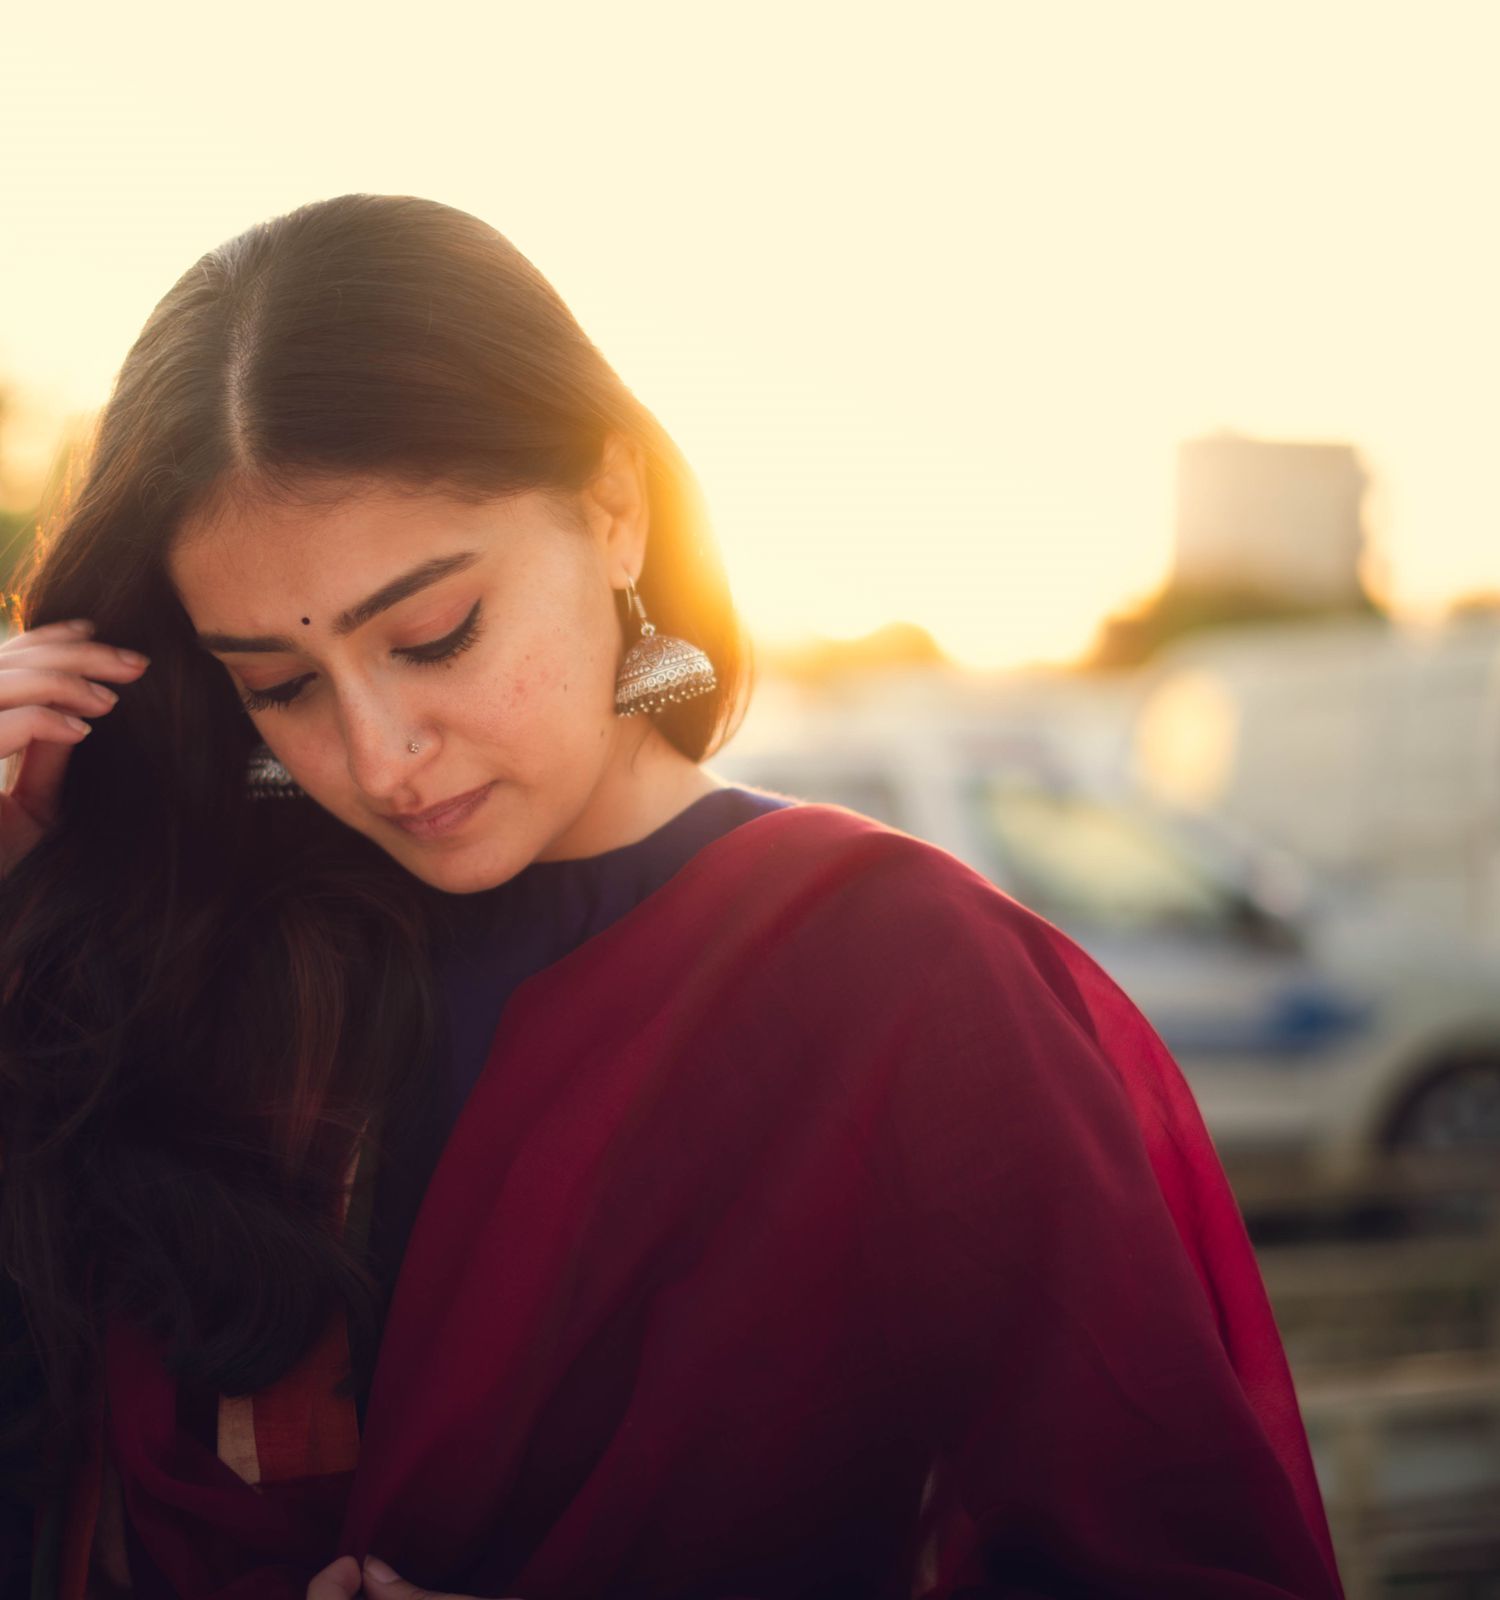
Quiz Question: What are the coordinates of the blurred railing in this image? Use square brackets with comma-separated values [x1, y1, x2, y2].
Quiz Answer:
[1240, 1154, 1500, 1598]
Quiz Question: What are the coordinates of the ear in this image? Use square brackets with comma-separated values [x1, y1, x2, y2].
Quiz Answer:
[578, 432, 650, 585]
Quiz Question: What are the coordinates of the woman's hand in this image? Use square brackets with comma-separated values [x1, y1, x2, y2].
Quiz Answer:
[306, 1553, 521, 1600]
[0, 617, 149, 875]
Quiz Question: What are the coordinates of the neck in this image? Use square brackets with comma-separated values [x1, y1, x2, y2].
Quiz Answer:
[534, 720, 724, 862]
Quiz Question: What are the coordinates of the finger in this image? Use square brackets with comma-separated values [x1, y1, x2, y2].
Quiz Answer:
[5, 618, 97, 645]
[6, 733, 82, 833]
[307, 1554, 363, 1600]
[0, 705, 94, 770]
[362, 1555, 472, 1599]
[0, 665, 123, 720]
[0, 637, 150, 684]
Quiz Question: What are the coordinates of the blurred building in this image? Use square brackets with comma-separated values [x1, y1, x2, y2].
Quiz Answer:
[1174, 432, 1370, 605]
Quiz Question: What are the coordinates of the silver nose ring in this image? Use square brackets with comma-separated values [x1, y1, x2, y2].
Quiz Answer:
[407, 740, 421, 754]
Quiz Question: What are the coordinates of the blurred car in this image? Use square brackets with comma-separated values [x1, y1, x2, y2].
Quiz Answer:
[711, 729, 1500, 1196]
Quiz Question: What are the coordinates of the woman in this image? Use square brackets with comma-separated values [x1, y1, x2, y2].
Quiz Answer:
[0, 195, 1344, 1599]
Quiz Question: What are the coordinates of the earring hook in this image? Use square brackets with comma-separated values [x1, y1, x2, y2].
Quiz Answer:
[624, 574, 656, 638]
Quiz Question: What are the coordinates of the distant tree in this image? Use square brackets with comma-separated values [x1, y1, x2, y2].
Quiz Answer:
[1446, 590, 1500, 622]
[0, 384, 35, 616]
[758, 620, 950, 683]
[0, 385, 90, 624]
[0, 506, 35, 611]
[1085, 581, 1388, 671]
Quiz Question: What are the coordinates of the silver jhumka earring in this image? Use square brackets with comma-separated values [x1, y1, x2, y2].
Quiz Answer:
[613, 574, 717, 717]
[246, 742, 303, 801]
[245, 738, 422, 800]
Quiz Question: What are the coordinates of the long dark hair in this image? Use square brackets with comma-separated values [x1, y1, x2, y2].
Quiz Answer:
[0, 193, 750, 1506]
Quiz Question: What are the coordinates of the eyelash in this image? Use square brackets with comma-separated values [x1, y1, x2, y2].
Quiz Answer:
[239, 601, 484, 713]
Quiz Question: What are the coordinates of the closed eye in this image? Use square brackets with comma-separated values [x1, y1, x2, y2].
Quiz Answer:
[239, 600, 483, 712]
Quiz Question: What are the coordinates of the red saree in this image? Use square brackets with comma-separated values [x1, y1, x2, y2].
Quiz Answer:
[56, 801, 1344, 1598]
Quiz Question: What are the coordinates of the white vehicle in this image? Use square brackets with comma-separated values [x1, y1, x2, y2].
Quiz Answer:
[1130, 615, 1500, 949]
[711, 726, 1500, 1197]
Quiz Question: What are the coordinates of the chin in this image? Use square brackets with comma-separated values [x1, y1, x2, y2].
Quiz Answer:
[384, 830, 537, 895]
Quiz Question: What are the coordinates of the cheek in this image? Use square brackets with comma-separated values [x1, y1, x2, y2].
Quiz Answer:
[482, 616, 616, 719]
[456, 654, 573, 751]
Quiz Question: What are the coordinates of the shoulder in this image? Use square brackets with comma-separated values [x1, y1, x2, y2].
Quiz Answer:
[726, 796, 998, 914]
[707, 800, 1135, 1057]
[731, 800, 1098, 994]
[755, 804, 1228, 1215]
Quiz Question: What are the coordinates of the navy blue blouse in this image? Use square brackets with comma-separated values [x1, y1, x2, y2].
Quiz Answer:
[356, 782, 794, 1426]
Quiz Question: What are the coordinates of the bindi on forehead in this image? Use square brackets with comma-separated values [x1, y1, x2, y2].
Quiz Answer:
[192, 549, 484, 655]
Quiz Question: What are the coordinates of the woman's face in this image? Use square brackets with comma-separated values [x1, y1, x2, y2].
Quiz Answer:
[168, 442, 672, 893]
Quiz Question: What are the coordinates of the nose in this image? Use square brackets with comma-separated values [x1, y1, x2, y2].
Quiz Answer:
[339, 690, 428, 804]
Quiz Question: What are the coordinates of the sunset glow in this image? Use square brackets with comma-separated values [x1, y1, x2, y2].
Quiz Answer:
[3, 2, 1496, 670]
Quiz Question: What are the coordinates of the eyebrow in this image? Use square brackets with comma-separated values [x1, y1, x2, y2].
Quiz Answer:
[196, 551, 483, 653]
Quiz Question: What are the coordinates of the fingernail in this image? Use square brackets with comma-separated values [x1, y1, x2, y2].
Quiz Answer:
[363, 1556, 399, 1583]
[91, 683, 119, 704]
[115, 649, 149, 667]
[67, 619, 95, 634]
[65, 716, 92, 733]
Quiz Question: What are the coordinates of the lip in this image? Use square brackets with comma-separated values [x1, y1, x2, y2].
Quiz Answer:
[387, 781, 496, 839]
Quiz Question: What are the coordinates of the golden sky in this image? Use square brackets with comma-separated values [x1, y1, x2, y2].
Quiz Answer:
[2, 1, 1496, 669]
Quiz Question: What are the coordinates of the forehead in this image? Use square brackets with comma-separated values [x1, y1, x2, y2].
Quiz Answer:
[167, 476, 537, 612]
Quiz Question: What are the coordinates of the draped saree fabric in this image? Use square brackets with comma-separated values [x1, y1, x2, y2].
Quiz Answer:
[48, 802, 1344, 1598]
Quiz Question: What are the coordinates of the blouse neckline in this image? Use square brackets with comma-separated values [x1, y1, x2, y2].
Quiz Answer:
[498, 783, 773, 882]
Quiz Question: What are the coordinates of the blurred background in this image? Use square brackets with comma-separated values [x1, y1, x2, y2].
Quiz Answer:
[4, 3, 1498, 1592]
